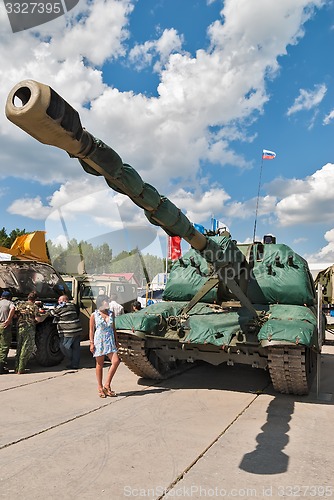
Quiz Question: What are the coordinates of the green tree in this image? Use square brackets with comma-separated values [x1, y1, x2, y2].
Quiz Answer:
[46, 238, 164, 281]
[8, 228, 26, 246]
[0, 227, 9, 247]
[110, 250, 164, 286]
[0, 227, 27, 247]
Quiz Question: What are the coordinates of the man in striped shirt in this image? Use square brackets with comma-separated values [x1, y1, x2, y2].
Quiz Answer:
[51, 295, 82, 369]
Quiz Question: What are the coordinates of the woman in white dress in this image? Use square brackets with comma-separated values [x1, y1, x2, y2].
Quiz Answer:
[89, 294, 120, 398]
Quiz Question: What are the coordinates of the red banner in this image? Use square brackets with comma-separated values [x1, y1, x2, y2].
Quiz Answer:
[168, 236, 182, 260]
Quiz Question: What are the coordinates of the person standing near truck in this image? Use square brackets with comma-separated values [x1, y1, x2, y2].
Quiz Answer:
[50, 295, 82, 370]
[89, 294, 120, 398]
[108, 293, 124, 317]
[0, 291, 15, 374]
[15, 291, 44, 374]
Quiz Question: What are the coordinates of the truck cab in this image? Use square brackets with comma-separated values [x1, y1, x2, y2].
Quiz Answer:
[62, 274, 138, 339]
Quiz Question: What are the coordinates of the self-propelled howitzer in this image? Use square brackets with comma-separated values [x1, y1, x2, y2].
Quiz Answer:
[6, 80, 324, 394]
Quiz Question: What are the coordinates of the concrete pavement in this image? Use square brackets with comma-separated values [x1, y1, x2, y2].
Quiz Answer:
[1, 337, 334, 499]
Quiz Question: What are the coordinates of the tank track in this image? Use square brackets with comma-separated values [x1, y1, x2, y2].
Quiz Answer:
[118, 332, 195, 381]
[118, 333, 317, 395]
[267, 346, 317, 395]
[118, 333, 163, 379]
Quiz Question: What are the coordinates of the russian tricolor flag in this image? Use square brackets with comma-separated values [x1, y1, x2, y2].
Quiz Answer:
[262, 149, 276, 160]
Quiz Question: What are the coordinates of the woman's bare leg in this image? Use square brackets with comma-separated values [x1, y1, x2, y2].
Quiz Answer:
[95, 355, 105, 391]
[104, 352, 120, 388]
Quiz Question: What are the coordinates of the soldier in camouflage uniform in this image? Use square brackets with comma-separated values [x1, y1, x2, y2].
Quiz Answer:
[0, 291, 16, 374]
[15, 291, 43, 374]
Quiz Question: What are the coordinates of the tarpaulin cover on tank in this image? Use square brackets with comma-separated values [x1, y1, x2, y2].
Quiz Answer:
[201, 234, 246, 267]
[116, 301, 255, 346]
[163, 235, 247, 303]
[163, 248, 218, 303]
[258, 304, 316, 346]
[115, 301, 189, 334]
[247, 244, 315, 306]
[184, 306, 254, 346]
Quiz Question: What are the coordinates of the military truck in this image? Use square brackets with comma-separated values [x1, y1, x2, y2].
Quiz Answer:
[314, 265, 334, 334]
[314, 265, 334, 310]
[0, 258, 70, 366]
[62, 273, 137, 335]
[5, 79, 325, 394]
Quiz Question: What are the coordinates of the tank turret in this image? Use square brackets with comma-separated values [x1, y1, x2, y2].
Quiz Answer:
[5, 80, 324, 395]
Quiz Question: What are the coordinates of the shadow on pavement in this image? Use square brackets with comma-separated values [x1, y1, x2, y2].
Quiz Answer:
[117, 387, 171, 397]
[239, 395, 293, 474]
[136, 350, 334, 403]
[5, 343, 96, 375]
[138, 361, 273, 395]
[239, 350, 334, 475]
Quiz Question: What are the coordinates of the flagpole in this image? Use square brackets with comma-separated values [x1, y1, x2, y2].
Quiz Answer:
[165, 235, 169, 276]
[253, 155, 264, 242]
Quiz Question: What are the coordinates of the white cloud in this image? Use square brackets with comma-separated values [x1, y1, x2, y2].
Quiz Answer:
[8, 196, 52, 219]
[275, 163, 334, 226]
[1, 0, 325, 191]
[305, 228, 334, 263]
[180, 162, 334, 233]
[287, 83, 327, 116]
[7, 176, 152, 240]
[49, 0, 133, 66]
[170, 187, 231, 224]
[323, 109, 334, 125]
[267, 177, 309, 197]
[221, 195, 278, 220]
[128, 28, 184, 72]
[317, 228, 334, 260]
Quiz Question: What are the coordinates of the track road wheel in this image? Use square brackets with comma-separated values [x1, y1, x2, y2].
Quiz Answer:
[35, 320, 64, 366]
[118, 333, 191, 380]
[146, 348, 177, 377]
[268, 346, 317, 396]
[118, 335, 162, 379]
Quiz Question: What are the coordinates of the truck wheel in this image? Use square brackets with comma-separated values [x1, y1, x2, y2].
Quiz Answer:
[35, 321, 64, 366]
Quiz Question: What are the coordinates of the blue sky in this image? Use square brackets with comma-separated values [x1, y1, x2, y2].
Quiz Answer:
[0, 0, 333, 269]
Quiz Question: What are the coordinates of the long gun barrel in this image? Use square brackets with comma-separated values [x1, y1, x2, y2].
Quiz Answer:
[6, 80, 257, 317]
[5, 80, 207, 251]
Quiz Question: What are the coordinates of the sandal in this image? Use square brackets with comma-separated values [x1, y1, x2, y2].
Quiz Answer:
[98, 388, 107, 398]
[103, 387, 117, 397]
